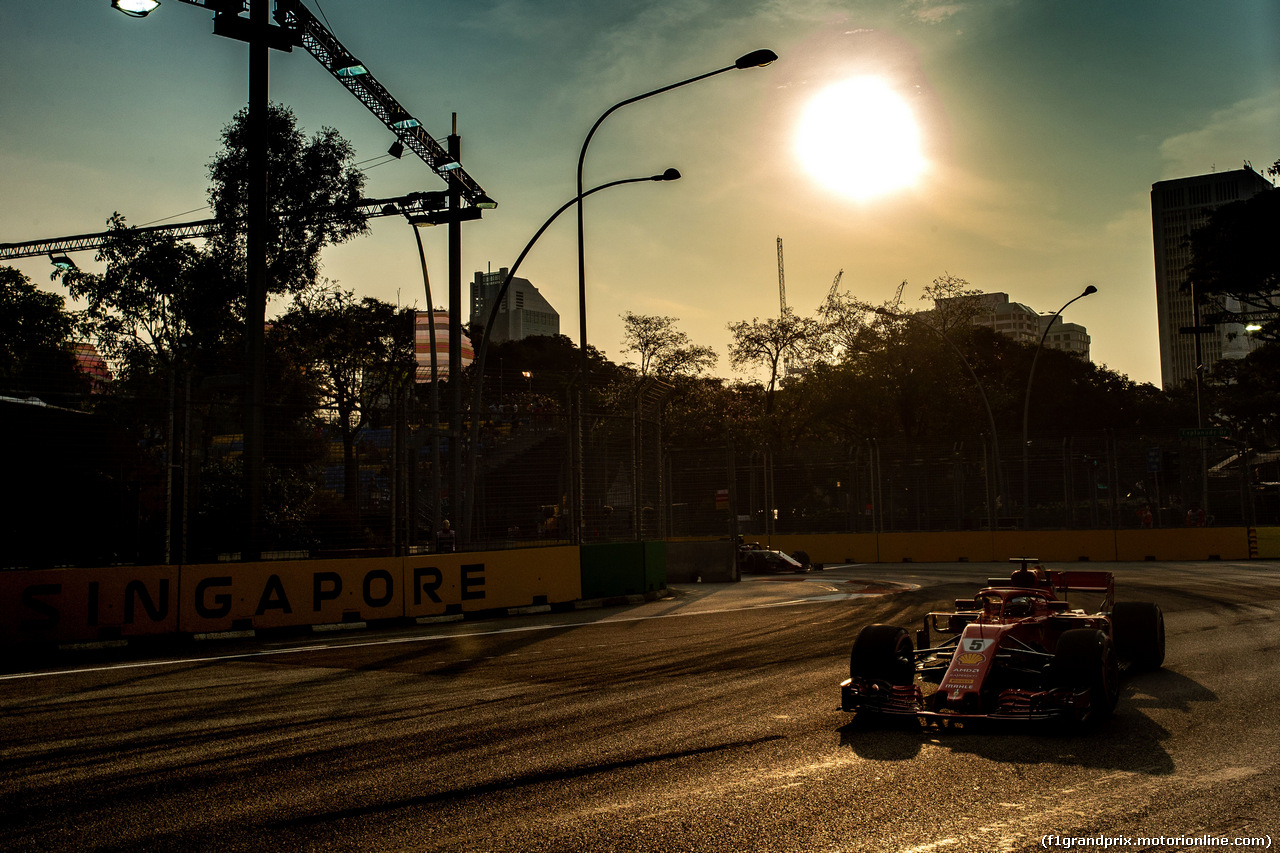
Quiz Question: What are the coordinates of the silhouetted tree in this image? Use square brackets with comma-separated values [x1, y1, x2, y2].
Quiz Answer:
[0, 266, 88, 402]
[619, 312, 717, 379]
[272, 282, 415, 506]
[727, 309, 822, 414]
[207, 102, 368, 298]
[1186, 165, 1279, 341]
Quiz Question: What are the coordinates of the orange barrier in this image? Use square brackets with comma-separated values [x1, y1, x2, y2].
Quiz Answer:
[0, 565, 179, 644]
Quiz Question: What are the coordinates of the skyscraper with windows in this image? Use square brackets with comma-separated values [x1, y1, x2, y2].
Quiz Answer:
[1151, 166, 1273, 389]
[470, 268, 560, 344]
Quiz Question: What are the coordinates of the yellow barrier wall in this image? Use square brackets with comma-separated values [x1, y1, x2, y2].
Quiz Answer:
[878, 532, 995, 563]
[180, 557, 405, 633]
[0, 565, 179, 644]
[991, 530, 1119, 562]
[1255, 528, 1280, 559]
[404, 546, 581, 618]
[1115, 528, 1251, 561]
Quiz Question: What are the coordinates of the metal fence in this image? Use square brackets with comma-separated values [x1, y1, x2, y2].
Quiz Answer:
[666, 431, 1277, 539]
[5, 386, 1276, 570]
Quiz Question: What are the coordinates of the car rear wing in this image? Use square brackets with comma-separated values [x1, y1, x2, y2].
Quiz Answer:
[1047, 570, 1114, 612]
[986, 561, 1115, 612]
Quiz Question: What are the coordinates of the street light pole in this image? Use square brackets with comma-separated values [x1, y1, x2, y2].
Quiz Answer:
[573, 48, 776, 543]
[447, 115, 465, 545]
[1021, 285, 1097, 529]
[410, 224, 442, 547]
[242, 0, 270, 561]
[466, 170, 681, 546]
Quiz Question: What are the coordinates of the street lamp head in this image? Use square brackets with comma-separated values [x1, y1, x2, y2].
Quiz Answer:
[474, 194, 498, 210]
[1083, 284, 1098, 296]
[49, 253, 77, 271]
[111, 0, 160, 17]
[734, 48, 778, 69]
[653, 168, 682, 182]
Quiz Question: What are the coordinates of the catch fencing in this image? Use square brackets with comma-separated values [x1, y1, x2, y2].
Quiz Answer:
[4, 385, 1275, 569]
[666, 431, 1276, 539]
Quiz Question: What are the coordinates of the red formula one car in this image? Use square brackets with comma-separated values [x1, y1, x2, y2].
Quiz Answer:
[840, 559, 1165, 726]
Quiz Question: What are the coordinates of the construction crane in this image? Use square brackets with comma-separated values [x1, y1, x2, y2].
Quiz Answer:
[0, 191, 456, 262]
[170, 0, 493, 209]
[776, 236, 786, 315]
[828, 269, 844, 300]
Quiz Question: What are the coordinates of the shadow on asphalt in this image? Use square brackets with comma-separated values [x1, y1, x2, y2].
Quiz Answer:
[834, 666, 1216, 775]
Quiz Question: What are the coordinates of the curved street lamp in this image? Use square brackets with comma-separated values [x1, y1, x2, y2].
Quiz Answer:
[409, 222, 444, 545]
[575, 48, 776, 361]
[876, 307, 1004, 530]
[462, 169, 682, 545]
[573, 48, 776, 543]
[1021, 285, 1097, 528]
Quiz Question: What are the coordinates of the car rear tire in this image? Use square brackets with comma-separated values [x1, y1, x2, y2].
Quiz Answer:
[1111, 601, 1165, 670]
[850, 624, 914, 686]
[1053, 628, 1119, 723]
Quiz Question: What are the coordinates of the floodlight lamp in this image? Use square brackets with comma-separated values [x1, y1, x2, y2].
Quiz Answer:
[112, 0, 160, 17]
[387, 141, 404, 159]
[333, 55, 367, 78]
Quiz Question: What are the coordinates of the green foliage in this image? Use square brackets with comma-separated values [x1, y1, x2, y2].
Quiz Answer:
[1208, 342, 1280, 448]
[272, 281, 415, 503]
[55, 215, 240, 385]
[620, 312, 717, 379]
[1186, 179, 1280, 341]
[207, 103, 368, 297]
[0, 266, 87, 401]
[727, 309, 823, 413]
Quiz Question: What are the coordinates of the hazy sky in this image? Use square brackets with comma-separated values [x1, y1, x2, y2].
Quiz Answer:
[3, 0, 1277, 386]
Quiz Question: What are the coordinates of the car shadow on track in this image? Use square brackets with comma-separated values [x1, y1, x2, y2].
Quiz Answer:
[834, 667, 1216, 775]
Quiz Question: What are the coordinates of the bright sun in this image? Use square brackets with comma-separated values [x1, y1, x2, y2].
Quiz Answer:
[796, 76, 927, 202]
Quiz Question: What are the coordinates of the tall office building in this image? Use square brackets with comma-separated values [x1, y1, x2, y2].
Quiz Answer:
[1151, 166, 1273, 389]
[470, 268, 560, 343]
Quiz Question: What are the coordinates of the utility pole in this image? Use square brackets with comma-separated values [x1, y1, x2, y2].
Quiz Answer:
[448, 115, 464, 545]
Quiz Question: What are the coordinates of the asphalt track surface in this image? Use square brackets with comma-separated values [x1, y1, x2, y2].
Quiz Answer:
[2, 561, 1278, 853]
